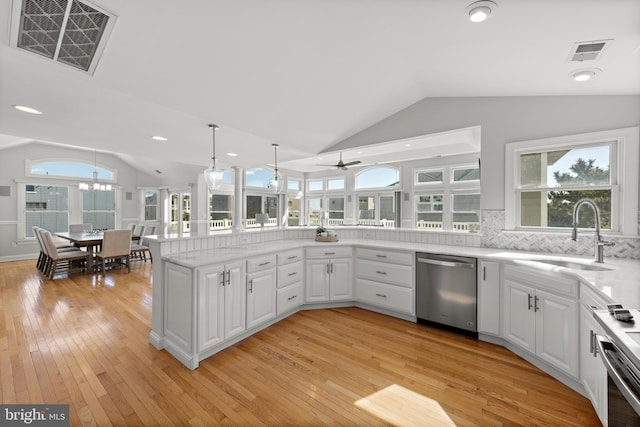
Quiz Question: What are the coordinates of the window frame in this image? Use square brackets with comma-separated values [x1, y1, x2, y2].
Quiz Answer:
[26, 157, 117, 183]
[505, 127, 639, 235]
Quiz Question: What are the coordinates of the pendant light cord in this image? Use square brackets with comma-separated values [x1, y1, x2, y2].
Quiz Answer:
[209, 124, 218, 168]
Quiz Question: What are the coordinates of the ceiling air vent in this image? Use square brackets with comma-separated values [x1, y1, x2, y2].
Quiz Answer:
[10, 0, 116, 74]
[568, 39, 612, 62]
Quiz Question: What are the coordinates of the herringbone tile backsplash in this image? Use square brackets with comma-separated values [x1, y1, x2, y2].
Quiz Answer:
[481, 210, 640, 259]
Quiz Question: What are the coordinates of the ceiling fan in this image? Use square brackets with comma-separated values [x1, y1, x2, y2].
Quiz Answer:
[318, 152, 361, 170]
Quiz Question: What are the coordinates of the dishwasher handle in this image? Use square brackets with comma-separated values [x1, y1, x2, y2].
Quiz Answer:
[417, 258, 475, 269]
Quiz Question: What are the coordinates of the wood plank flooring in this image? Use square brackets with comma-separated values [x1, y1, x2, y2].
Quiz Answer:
[0, 259, 600, 426]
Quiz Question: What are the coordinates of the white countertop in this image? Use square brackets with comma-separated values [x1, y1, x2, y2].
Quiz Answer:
[162, 237, 640, 307]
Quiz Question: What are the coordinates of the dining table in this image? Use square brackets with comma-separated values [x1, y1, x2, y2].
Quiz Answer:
[55, 231, 139, 270]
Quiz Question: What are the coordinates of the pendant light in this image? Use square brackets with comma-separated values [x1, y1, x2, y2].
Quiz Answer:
[203, 124, 224, 191]
[79, 149, 112, 191]
[268, 143, 283, 193]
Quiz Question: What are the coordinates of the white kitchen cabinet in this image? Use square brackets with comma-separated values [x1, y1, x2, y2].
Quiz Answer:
[305, 247, 353, 303]
[197, 260, 246, 354]
[354, 248, 414, 315]
[580, 285, 608, 426]
[502, 264, 579, 379]
[478, 260, 501, 336]
[246, 254, 277, 329]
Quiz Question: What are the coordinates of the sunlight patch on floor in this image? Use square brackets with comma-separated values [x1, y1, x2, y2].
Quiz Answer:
[355, 384, 456, 426]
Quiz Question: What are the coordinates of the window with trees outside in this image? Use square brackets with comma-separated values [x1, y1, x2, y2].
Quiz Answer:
[505, 127, 639, 235]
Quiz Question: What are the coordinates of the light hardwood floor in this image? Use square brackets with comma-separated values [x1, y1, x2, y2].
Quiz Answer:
[0, 259, 600, 426]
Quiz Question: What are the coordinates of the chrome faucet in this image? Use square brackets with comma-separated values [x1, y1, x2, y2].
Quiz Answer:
[571, 198, 614, 263]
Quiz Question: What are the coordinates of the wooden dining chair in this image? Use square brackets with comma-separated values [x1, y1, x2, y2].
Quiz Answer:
[95, 230, 132, 273]
[40, 230, 91, 279]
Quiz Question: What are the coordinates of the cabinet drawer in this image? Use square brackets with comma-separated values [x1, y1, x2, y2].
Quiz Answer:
[355, 259, 412, 288]
[277, 282, 304, 315]
[247, 254, 277, 273]
[355, 278, 413, 314]
[306, 246, 352, 259]
[277, 261, 304, 288]
[278, 249, 304, 266]
[355, 248, 413, 266]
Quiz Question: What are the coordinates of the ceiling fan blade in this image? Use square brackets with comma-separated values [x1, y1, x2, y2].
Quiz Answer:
[342, 160, 361, 166]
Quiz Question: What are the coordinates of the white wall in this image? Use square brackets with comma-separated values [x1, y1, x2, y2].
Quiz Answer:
[329, 95, 640, 210]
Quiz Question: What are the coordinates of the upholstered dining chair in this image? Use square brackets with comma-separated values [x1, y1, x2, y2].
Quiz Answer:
[40, 229, 91, 279]
[69, 223, 92, 232]
[95, 229, 132, 273]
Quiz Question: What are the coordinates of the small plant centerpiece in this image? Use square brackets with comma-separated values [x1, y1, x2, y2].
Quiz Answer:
[315, 226, 337, 242]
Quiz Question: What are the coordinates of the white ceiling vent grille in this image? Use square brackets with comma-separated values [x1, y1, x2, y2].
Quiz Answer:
[11, 0, 116, 74]
[568, 40, 612, 62]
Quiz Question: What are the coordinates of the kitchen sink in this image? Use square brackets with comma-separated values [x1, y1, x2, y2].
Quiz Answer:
[535, 259, 613, 271]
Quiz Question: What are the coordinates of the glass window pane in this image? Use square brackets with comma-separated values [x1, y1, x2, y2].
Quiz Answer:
[245, 168, 272, 188]
[328, 197, 344, 225]
[26, 184, 69, 235]
[308, 198, 323, 225]
[520, 145, 610, 188]
[379, 195, 395, 221]
[82, 190, 115, 229]
[417, 170, 443, 184]
[453, 167, 480, 182]
[328, 179, 344, 190]
[453, 194, 480, 212]
[246, 195, 262, 221]
[308, 180, 323, 191]
[264, 196, 278, 223]
[288, 198, 300, 226]
[358, 196, 376, 224]
[288, 180, 300, 191]
[31, 161, 114, 180]
[144, 190, 158, 221]
[356, 167, 399, 189]
[210, 194, 233, 230]
[520, 189, 611, 228]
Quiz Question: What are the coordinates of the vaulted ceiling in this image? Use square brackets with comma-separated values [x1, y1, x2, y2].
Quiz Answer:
[1, 0, 638, 175]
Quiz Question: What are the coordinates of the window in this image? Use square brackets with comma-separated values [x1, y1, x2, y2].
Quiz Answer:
[416, 194, 443, 229]
[143, 190, 158, 221]
[287, 198, 300, 226]
[328, 197, 345, 225]
[245, 168, 274, 189]
[357, 194, 396, 227]
[25, 184, 69, 236]
[308, 180, 323, 192]
[505, 127, 639, 235]
[414, 162, 480, 231]
[416, 170, 443, 185]
[82, 190, 116, 229]
[327, 178, 344, 190]
[307, 197, 323, 226]
[170, 192, 191, 233]
[288, 179, 301, 192]
[356, 167, 400, 189]
[210, 194, 233, 230]
[246, 195, 278, 228]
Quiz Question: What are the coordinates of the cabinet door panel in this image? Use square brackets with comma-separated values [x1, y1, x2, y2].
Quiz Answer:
[536, 290, 579, 378]
[478, 261, 501, 336]
[306, 260, 330, 302]
[503, 280, 535, 352]
[225, 262, 246, 340]
[330, 259, 353, 301]
[197, 266, 225, 352]
[247, 269, 276, 329]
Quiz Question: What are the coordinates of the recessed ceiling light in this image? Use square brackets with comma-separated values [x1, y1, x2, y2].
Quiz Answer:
[571, 68, 601, 82]
[404, 143, 412, 147]
[357, 151, 363, 154]
[226, 152, 238, 157]
[466, 1, 497, 23]
[152, 135, 168, 141]
[14, 105, 43, 115]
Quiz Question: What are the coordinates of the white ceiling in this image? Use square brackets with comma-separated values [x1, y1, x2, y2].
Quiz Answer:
[1, 0, 639, 176]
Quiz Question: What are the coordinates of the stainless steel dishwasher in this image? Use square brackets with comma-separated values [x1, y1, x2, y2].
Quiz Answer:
[416, 253, 477, 336]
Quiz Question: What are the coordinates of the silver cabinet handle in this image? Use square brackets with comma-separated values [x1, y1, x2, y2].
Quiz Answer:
[287, 295, 297, 301]
[324, 252, 336, 255]
[589, 330, 595, 356]
[326, 263, 330, 274]
[375, 270, 387, 275]
[287, 255, 298, 260]
[418, 258, 474, 268]
[483, 266, 486, 281]
[527, 294, 533, 310]
[287, 272, 298, 277]
[596, 336, 640, 415]
[375, 293, 387, 298]
[375, 254, 387, 258]
[330, 263, 334, 274]
[248, 279, 253, 293]
[220, 271, 226, 287]
[534, 296, 540, 312]
[258, 261, 271, 266]
[226, 270, 231, 286]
